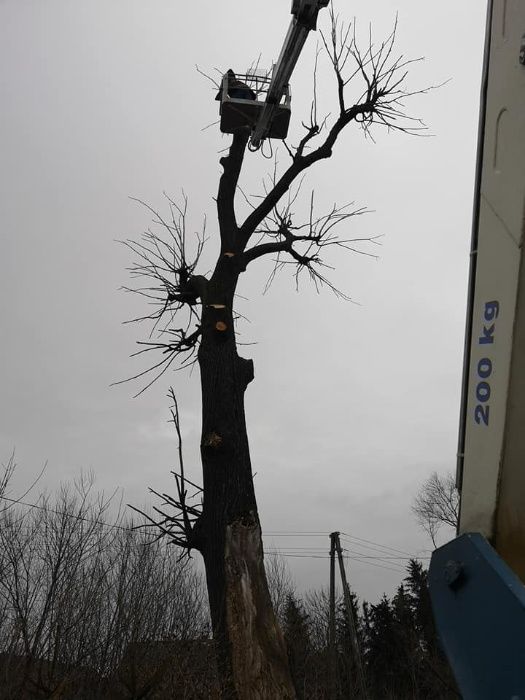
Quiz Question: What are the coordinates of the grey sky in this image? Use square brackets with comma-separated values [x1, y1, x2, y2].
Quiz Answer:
[1, 0, 487, 602]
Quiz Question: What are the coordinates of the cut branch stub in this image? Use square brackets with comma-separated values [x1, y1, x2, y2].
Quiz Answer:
[204, 302, 231, 339]
[203, 432, 223, 450]
[238, 357, 254, 389]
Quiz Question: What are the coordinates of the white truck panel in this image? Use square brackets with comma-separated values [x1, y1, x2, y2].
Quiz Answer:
[458, 0, 525, 579]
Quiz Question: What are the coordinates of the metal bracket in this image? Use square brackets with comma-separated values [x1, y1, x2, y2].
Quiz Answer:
[429, 533, 525, 700]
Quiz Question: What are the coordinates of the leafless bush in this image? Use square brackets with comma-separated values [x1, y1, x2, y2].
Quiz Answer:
[265, 554, 296, 625]
[0, 474, 209, 699]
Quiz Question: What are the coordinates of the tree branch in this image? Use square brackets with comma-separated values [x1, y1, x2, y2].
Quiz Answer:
[238, 102, 372, 245]
[239, 16, 433, 247]
[117, 196, 208, 393]
[241, 189, 378, 298]
[217, 128, 250, 249]
[129, 390, 204, 558]
[242, 240, 291, 267]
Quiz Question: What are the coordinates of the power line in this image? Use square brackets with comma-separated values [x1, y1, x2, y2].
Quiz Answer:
[342, 543, 429, 561]
[265, 548, 423, 574]
[265, 533, 424, 562]
[266, 553, 329, 559]
[0, 494, 134, 533]
[0, 495, 429, 572]
[264, 545, 429, 560]
[264, 546, 329, 551]
[345, 558, 404, 574]
[265, 551, 409, 574]
[340, 532, 414, 557]
[263, 532, 330, 537]
[0, 499, 412, 574]
[265, 531, 419, 559]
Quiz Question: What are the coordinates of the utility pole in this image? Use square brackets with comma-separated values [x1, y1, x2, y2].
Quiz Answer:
[333, 531, 368, 699]
[329, 532, 337, 698]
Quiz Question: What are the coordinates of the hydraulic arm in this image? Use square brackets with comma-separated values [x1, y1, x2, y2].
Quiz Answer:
[250, 0, 329, 148]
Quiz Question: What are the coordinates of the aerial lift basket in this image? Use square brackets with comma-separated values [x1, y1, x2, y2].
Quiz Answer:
[217, 70, 291, 140]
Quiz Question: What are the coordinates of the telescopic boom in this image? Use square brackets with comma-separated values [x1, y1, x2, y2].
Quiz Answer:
[250, 0, 329, 148]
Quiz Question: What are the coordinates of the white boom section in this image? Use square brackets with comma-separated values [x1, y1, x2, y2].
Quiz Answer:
[250, 0, 329, 149]
[457, 0, 525, 581]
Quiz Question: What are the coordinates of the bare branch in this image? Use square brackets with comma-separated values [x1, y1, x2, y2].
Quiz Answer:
[241, 190, 379, 298]
[0, 452, 47, 516]
[129, 391, 203, 557]
[195, 63, 221, 89]
[239, 16, 435, 246]
[117, 196, 208, 393]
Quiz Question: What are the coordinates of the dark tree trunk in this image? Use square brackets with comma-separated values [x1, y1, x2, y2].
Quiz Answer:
[127, 23, 420, 695]
[197, 259, 296, 698]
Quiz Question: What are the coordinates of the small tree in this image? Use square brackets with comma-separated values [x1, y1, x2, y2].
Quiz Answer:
[122, 7, 431, 697]
[412, 472, 459, 547]
[283, 594, 312, 699]
[266, 554, 296, 626]
[335, 592, 366, 699]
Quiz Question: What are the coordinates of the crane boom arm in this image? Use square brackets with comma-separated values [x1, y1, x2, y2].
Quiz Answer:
[250, 0, 329, 148]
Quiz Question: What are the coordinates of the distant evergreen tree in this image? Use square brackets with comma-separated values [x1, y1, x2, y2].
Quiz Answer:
[363, 595, 404, 697]
[335, 592, 366, 698]
[283, 594, 312, 699]
[403, 559, 459, 698]
[404, 560, 433, 648]
[283, 561, 459, 699]
[360, 562, 459, 700]
[391, 585, 415, 687]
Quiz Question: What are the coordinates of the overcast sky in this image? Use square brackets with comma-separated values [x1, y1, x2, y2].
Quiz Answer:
[0, 1, 488, 602]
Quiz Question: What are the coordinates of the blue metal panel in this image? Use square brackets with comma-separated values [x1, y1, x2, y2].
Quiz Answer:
[429, 533, 525, 700]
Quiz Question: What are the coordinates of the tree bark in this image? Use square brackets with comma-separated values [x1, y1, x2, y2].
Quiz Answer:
[197, 258, 296, 698]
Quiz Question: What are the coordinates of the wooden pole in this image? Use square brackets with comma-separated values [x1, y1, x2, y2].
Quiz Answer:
[334, 532, 368, 699]
[329, 531, 337, 698]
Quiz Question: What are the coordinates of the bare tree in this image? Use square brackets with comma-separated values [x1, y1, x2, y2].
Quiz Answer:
[0, 454, 16, 507]
[412, 472, 459, 548]
[0, 476, 209, 699]
[0, 452, 47, 517]
[122, 8, 433, 697]
[265, 554, 296, 626]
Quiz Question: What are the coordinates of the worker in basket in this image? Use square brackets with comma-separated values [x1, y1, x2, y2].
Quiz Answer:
[216, 69, 256, 102]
